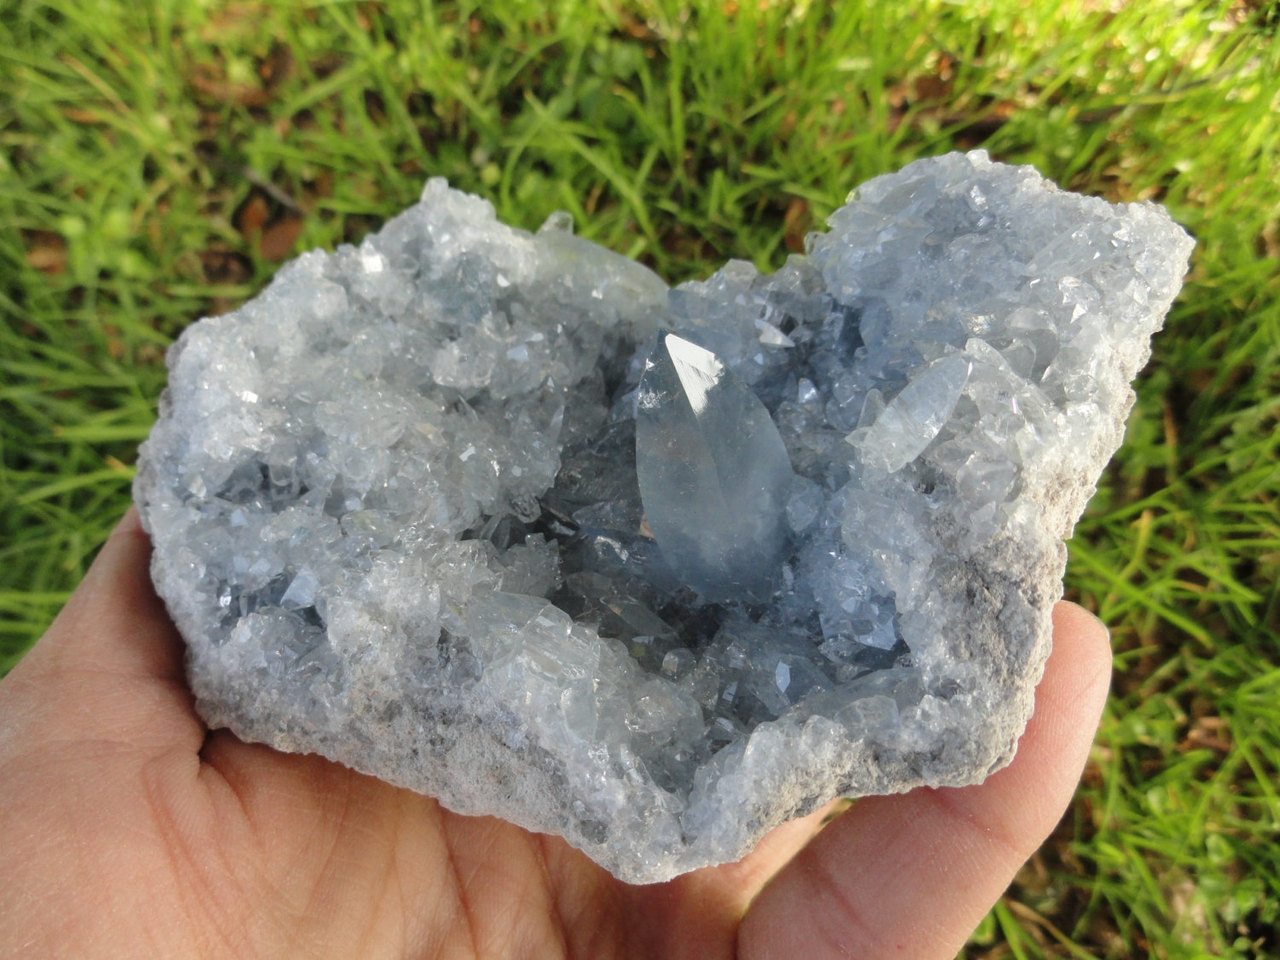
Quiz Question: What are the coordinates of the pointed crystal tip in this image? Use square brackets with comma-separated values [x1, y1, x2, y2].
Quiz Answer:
[634, 333, 795, 602]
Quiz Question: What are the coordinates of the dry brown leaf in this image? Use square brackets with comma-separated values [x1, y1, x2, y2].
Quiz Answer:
[25, 232, 67, 275]
[62, 106, 106, 125]
[259, 42, 294, 89]
[1179, 715, 1232, 754]
[235, 193, 271, 240]
[201, 247, 251, 285]
[189, 65, 270, 108]
[259, 216, 304, 261]
[783, 197, 811, 254]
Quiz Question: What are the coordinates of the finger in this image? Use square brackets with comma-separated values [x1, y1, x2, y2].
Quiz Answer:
[17, 506, 185, 685]
[738, 601, 1112, 960]
[602, 799, 847, 960]
[2, 507, 199, 750]
[722, 797, 851, 892]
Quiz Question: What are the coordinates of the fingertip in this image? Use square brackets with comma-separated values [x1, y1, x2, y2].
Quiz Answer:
[90, 505, 152, 593]
[20, 505, 183, 685]
[61, 505, 160, 634]
[1, 506, 199, 754]
[1052, 600, 1111, 660]
[110, 504, 146, 540]
[1039, 600, 1113, 738]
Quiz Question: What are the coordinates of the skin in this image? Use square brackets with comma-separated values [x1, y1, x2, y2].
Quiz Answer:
[0, 509, 1112, 959]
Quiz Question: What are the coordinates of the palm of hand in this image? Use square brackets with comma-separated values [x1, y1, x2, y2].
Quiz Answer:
[0, 513, 1111, 960]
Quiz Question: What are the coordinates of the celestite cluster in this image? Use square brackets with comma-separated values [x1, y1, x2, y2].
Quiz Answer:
[135, 151, 1193, 883]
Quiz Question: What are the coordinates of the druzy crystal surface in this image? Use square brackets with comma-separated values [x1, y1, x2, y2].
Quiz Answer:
[135, 151, 1193, 883]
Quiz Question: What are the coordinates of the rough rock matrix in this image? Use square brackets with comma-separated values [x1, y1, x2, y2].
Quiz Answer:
[135, 151, 1193, 882]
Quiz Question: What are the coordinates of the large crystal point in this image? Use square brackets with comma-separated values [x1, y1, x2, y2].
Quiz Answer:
[634, 333, 794, 601]
[858, 354, 972, 473]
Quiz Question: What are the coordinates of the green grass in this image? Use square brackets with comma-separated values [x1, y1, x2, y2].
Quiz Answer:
[2, 0, 1278, 955]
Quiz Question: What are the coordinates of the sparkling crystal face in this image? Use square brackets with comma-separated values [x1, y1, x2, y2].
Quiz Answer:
[136, 152, 1195, 882]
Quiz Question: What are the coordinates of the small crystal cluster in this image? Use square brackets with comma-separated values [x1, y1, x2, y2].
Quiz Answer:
[135, 151, 1193, 882]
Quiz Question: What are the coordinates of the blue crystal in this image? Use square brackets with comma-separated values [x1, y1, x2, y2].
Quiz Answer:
[634, 333, 795, 602]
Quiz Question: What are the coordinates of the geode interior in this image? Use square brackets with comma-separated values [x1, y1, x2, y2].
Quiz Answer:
[135, 151, 1193, 883]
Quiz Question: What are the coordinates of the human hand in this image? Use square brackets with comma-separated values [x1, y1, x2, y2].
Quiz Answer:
[0, 509, 1111, 959]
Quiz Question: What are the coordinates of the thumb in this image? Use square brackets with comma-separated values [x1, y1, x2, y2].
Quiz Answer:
[0, 507, 201, 752]
[739, 601, 1112, 960]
